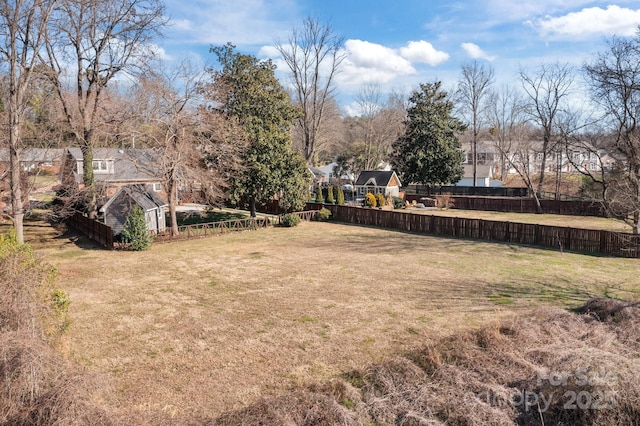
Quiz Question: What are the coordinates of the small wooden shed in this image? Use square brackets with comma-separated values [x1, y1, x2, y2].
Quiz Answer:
[100, 184, 167, 235]
[354, 170, 402, 198]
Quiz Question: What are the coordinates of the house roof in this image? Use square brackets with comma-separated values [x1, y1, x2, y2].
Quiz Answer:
[67, 147, 161, 183]
[0, 148, 64, 162]
[354, 170, 401, 187]
[100, 184, 167, 213]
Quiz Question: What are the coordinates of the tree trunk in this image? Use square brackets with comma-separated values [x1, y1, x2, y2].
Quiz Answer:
[555, 151, 561, 200]
[80, 142, 97, 219]
[169, 176, 179, 236]
[9, 135, 24, 244]
[532, 191, 544, 214]
[633, 211, 639, 235]
[536, 146, 548, 199]
[249, 197, 257, 218]
[472, 138, 477, 190]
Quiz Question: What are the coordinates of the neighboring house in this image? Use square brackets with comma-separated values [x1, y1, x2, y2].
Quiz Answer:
[0, 148, 65, 213]
[456, 165, 495, 187]
[310, 162, 354, 185]
[0, 148, 65, 174]
[100, 184, 167, 235]
[462, 140, 617, 177]
[354, 170, 402, 198]
[61, 148, 165, 206]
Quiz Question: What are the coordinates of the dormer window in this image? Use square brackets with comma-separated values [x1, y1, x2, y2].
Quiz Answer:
[92, 160, 111, 173]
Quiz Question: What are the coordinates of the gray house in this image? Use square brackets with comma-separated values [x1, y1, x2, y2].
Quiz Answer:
[61, 148, 165, 206]
[100, 184, 167, 235]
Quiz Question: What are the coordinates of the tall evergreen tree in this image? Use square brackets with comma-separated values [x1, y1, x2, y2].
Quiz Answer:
[391, 82, 466, 187]
[206, 44, 310, 216]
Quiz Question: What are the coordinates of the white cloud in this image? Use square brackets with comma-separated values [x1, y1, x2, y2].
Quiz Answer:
[257, 45, 281, 58]
[149, 44, 172, 61]
[399, 40, 449, 65]
[461, 42, 496, 61]
[337, 39, 417, 87]
[164, 0, 296, 46]
[486, 0, 597, 21]
[530, 5, 640, 39]
[346, 40, 415, 73]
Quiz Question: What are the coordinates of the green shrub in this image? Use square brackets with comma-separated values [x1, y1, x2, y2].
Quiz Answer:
[376, 192, 386, 207]
[326, 186, 335, 204]
[364, 192, 377, 208]
[316, 185, 324, 203]
[316, 207, 332, 221]
[280, 213, 301, 227]
[392, 196, 405, 209]
[121, 205, 153, 251]
[336, 186, 345, 205]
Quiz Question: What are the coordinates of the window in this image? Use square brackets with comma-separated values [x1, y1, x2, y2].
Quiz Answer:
[92, 160, 108, 172]
[152, 183, 162, 192]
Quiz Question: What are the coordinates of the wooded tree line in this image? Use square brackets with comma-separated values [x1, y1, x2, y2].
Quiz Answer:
[2, 0, 640, 238]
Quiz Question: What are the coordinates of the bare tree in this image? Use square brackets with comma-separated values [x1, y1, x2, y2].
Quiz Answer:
[518, 62, 574, 202]
[584, 32, 640, 233]
[347, 83, 405, 171]
[44, 0, 165, 218]
[0, 0, 56, 243]
[456, 60, 494, 188]
[291, 94, 342, 164]
[131, 63, 246, 235]
[275, 16, 346, 165]
[487, 84, 526, 180]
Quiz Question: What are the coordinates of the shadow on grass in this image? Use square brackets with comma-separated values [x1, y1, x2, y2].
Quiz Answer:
[173, 210, 249, 226]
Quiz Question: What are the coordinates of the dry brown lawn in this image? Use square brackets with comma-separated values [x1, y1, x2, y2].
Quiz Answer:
[18, 219, 640, 421]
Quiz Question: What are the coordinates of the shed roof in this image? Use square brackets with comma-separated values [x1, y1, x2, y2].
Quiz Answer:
[100, 184, 167, 213]
[354, 170, 401, 187]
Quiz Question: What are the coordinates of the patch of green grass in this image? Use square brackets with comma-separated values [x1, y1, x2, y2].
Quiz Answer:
[342, 371, 364, 388]
[487, 294, 515, 305]
[173, 209, 249, 226]
[342, 398, 355, 409]
[295, 315, 318, 323]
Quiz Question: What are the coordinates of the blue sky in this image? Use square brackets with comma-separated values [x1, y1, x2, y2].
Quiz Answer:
[160, 1, 640, 114]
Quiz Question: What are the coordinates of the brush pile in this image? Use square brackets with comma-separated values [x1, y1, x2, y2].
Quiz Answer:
[210, 298, 640, 425]
[0, 233, 110, 425]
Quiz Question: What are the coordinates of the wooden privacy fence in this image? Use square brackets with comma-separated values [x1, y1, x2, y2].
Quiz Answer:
[307, 203, 640, 258]
[67, 212, 114, 249]
[404, 195, 607, 217]
[407, 185, 530, 197]
[443, 196, 606, 217]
